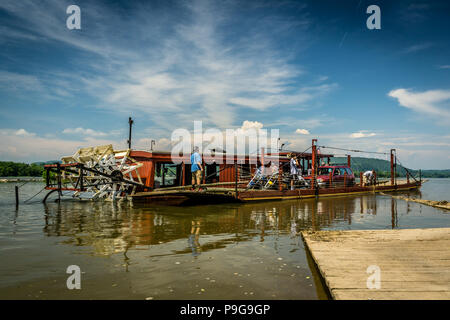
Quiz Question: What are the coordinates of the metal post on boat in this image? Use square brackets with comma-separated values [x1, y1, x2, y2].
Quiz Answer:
[234, 162, 238, 199]
[80, 167, 84, 191]
[278, 164, 282, 191]
[419, 169, 422, 184]
[202, 160, 206, 185]
[360, 172, 364, 187]
[347, 155, 351, 167]
[311, 139, 317, 190]
[182, 162, 185, 186]
[406, 171, 409, 184]
[261, 147, 265, 166]
[329, 171, 332, 188]
[394, 151, 397, 186]
[127, 117, 134, 149]
[390, 149, 395, 186]
[57, 162, 61, 202]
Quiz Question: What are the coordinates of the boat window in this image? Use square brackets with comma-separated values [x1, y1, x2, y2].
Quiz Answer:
[154, 163, 181, 188]
[333, 168, 341, 176]
[205, 164, 220, 184]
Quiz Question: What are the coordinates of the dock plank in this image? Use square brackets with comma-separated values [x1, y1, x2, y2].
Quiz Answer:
[302, 228, 450, 300]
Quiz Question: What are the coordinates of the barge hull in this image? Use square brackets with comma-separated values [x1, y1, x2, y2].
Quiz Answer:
[131, 181, 421, 205]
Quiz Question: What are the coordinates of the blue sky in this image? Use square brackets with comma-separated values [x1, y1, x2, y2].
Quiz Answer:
[0, 0, 449, 169]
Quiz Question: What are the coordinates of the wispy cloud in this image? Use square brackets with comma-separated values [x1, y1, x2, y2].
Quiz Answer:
[388, 88, 450, 124]
[402, 43, 433, 54]
[400, 3, 430, 24]
[62, 127, 107, 137]
[0, 71, 42, 92]
[295, 128, 310, 135]
[0, 0, 335, 131]
[350, 131, 376, 139]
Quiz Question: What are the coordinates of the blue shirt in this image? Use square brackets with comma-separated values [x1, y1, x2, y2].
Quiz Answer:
[191, 152, 202, 172]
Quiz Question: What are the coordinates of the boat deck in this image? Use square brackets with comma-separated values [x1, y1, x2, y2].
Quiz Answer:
[302, 228, 450, 300]
[131, 180, 422, 204]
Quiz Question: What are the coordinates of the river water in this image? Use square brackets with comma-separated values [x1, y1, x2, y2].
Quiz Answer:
[0, 179, 449, 300]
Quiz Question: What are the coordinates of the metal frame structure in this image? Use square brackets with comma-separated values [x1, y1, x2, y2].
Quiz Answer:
[44, 145, 145, 202]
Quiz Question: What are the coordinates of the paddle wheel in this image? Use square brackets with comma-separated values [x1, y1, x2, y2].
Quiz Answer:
[43, 144, 145, 202]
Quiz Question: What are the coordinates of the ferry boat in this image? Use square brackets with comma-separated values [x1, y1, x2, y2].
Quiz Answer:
[43, 139, 422, 205]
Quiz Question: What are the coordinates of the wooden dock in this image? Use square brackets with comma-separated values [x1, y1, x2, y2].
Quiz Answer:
[302, 228, 450, 300]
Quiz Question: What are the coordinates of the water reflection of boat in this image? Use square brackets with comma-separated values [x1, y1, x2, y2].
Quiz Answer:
[41, 193, 404, 257]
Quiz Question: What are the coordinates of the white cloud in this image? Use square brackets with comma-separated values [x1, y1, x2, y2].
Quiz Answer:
[15, 128, 35, 137]
[63, 127, 107, 137]
[0, 129, 124, 162]
[350, 131, 376, 138]
[439, 65, 450, 69]
[388, 88, 450, 124]
[295, 128, 310, 135]
[241, 120, 263, 131]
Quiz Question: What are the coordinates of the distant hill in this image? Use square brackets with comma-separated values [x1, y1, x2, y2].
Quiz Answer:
[330, 157, 450, 178]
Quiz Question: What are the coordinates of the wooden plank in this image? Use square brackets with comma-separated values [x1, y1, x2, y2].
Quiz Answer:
[302, 228, 450, 300]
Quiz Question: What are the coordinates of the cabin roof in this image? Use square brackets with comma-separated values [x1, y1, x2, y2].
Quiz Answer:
[130, 149, 334, 162]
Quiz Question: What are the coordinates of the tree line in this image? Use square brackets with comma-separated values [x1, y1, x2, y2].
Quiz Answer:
[1, 158, 449, 178]
[0, 161, 45, 177]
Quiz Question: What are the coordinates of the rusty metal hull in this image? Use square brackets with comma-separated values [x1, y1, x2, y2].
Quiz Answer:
[237, 181, 421, 202]
[131, 181, 421, 205]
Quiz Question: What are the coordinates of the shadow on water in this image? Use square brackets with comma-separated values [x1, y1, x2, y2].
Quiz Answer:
[1, 180, 449, 299]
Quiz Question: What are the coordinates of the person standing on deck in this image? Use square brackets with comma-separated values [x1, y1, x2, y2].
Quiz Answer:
[289, 153, 300, 190]
[191, 146, 203, 191]
[363, 170, 375, 186]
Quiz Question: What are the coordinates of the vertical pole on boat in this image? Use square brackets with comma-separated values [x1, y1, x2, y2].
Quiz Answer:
[202, 160, 206, 185]
[419, 169, 422, 184]
[360, 172, 364, 186]
[329, 171, 332, 188]
[15, 186, 19, 207]
[311, 139, 317, 190]
[45, 167, 50, 187]
[57, 162, 61, 202]
[182, 162, 185, 186]
[80, 167, 84, 191]
[394, 151, 397, 186]
[261, 147, 265, 166]
[127, 117, 134, 149]
[390, 149, 395, 186]
[278, 164, 282, 191]
[347, 155, 351, 167]
[406, 171, 409, 184]
[234, 162, 238, 199]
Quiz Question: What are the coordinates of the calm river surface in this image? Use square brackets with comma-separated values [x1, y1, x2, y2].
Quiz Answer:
[0, 179, 449, 300]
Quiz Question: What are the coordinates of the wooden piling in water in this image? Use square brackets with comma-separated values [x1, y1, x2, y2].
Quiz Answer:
[15, 186, 19, 207]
